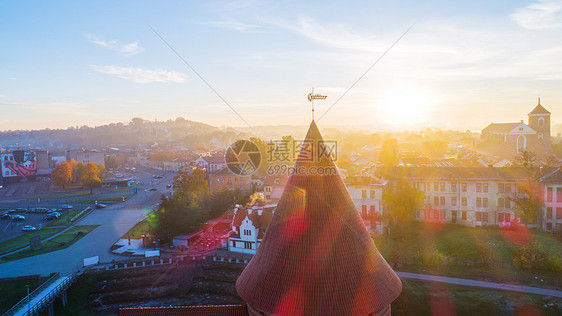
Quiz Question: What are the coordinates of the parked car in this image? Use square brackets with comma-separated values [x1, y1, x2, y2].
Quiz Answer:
[95, 203, 108, 209]
[61, 205, 73, 210]
[45, 213, 59, 220]
[22, 225, 36, 231]
[12, 215, 25, 221]
[1, 213, 11, 220]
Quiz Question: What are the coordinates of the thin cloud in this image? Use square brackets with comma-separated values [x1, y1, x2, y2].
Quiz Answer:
[90, 65, 187, 83]
[197, 20, 261, 32]
[511, 0, 562, 30]
[87, 35, 145, 55]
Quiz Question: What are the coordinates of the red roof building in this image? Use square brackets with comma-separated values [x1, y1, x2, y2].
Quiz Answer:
[236, 121, 402, 315]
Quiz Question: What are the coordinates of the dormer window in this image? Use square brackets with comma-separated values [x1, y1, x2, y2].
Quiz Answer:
[519, 127, 523, 131]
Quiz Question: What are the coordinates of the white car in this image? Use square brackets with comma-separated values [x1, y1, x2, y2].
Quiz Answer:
[22, 225, 36, 231]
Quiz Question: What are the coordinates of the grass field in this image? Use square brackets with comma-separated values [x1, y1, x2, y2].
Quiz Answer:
[373, 222, 562, 287]
[0, 225, 99, 263]
[23, 190, 91, 201]
[122, 217, 156, 239]
[71, 194, 134, 205]
[0, 275, 48, 314]
[46, 209, 86, 227]
[0, 228, 63, 255]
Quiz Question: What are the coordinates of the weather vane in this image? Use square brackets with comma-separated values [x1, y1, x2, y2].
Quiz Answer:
[307, 88, 327, 121]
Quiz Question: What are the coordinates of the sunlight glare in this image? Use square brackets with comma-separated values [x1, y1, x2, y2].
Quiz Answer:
[378, 86, 434, 128]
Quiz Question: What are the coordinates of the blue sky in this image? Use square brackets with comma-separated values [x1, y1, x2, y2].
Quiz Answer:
[1, 0, 561, 131]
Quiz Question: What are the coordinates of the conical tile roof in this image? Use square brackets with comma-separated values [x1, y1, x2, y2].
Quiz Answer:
[236, 121, 401, 316]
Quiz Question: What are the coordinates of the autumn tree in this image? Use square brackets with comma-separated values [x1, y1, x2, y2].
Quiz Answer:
[51, 161, 72, 189]
[382, 180, 424, 237]
[81, 162, 101, 194]
[96, 163, 106, 179]
[511, 150, 544, 226]
[70, 160, 86, 183]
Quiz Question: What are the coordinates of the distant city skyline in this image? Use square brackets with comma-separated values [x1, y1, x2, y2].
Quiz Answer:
[1, 0, 562, 131]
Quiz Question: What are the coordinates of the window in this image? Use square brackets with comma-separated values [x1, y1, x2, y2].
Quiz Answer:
[244, 229, 252, 236]
[451, 197, 457, 206]
[476, 212, 482, 221]
[434, 183, 439, 191]
[557, 188, 562, 202]
[483, 212, 488, 222]
[498, 213, 503, 222]
[539, 117, 544, 127]
[483, 183, 488, 193]
[434, 196, 439, 205]
[462, 211, 467, 220]
[498, 183, 504, 193]
[476, 183, 482, 193]
[361, 205, 367, 215]
[433, 210, 439, 219]
[244, 242, 252, 249]
[362, 190, 367, 199]
[370, 190, 375, 199]
[547, 207, 553, 218]
[440, 196, 445, 205]
[462, 197, 467, 206]
[498, 198, 504, 208]
[476, 197, 482, 207]
[440, 182, 445, 192]
[505, 213, 511, 222]
[483, 198, 488, 207]
[557, 207, 562, 219]
[370, 205, 375, 214]
[462, 183, 467, 192]
[274, 178, 280, 184]
[547, 223, 552, 231]
[547, 187, 553, 202]
[451, 183, 457, 192]
[505, 183, 511, 193]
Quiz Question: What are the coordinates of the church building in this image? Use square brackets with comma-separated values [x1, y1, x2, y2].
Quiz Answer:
[481, 98, 552, 157]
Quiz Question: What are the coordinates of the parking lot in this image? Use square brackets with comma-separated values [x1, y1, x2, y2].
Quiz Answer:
[0, 208, 71, 243]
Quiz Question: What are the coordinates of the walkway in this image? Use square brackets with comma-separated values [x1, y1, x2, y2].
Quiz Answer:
[5, 276, 71, 316]
[397, 271, 562, 298]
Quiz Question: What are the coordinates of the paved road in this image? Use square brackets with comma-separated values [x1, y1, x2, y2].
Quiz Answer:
[397, 271, 562, 298]
[0, 171, 174, 278]
[0, 206, 147, 278]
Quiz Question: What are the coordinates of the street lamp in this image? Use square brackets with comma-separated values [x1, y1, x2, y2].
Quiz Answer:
[26, 284, 30, 315]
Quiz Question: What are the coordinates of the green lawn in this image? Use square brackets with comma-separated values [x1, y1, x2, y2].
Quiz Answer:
[0, 225, 99, 262]
[0, 228, 63, 255]
[23, 190, 91, 201]
[72, 194, 134, 205]
[392, 279, 561, 315]
[0, 276, 48, 314]
[373, 222, 562, 287]
[123, 216, 156, 239]
[46, 209, 85, 227]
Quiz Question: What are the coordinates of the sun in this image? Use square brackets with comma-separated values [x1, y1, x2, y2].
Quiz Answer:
[378, 86, 434, 129]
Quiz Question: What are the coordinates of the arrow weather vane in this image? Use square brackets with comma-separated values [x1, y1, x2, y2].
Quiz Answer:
[307, 88, 327, 121]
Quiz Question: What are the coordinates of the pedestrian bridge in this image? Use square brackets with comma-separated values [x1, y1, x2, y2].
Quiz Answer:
[3, 273, 74, 316]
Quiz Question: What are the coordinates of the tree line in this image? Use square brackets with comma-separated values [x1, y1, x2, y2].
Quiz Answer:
[51, 160, 105, 193]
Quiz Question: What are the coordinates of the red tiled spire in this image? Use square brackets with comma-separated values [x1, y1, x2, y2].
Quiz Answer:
[236, 121, 401, 316]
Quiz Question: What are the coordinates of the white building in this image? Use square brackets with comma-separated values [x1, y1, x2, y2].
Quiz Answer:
[345, 175, 387, 234]
[540, 168, 562, 233]
[228, 204, 275, 254]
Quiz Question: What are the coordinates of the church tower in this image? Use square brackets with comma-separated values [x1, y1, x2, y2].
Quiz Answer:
[528, 97, 551, 142]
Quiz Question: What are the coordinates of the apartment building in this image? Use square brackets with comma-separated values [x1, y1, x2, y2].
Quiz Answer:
[346, 175, 386, 233]
[540, 169, 562, 233]
[385, 167, 556, 228]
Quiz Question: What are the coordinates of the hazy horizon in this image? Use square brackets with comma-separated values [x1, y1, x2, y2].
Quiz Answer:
[2, 1, 562, 132]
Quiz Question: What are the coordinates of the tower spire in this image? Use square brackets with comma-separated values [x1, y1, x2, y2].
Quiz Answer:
[307, 88, 327, 122]
[538, 96, 541, 105]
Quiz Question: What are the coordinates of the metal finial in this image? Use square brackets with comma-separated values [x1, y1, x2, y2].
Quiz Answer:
[307, 88, 327, 122]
